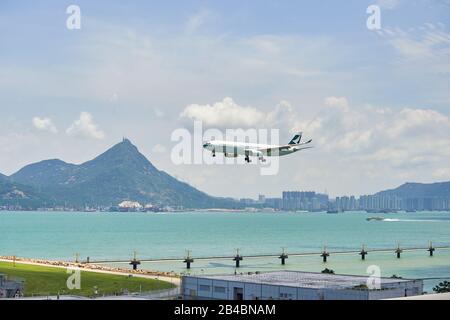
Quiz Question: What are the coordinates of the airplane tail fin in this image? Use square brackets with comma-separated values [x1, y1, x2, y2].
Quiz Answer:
[288, 132, 302, 145]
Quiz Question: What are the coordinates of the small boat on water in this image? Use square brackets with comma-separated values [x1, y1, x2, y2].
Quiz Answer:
[366, 216, 384, 221]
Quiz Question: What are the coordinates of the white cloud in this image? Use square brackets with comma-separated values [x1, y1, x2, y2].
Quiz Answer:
[32, 117, 58, 133]
[336, 130, 373, 151]
[180, 97, 296, 128]
[376, 0, 402, 10]
[152, 144, 167, 154]
[185, 9, 213, 34]
[246, 36, 283, 54]
[66, 112, 105, 140]
[379, 24, 450, 74]
[299, 97, 450, 170]
[433, 168, 450, 179]
[153, 107, 164, 118]
[385, 108, 450, 138]
[324, 96, 350, 112]
[109, 92, 119, 103]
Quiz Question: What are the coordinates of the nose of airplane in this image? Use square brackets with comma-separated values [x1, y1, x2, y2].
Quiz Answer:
[203, 142, 211, 148]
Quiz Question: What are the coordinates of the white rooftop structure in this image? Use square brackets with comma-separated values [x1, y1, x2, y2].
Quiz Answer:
[182, 270, 423, 300]
[197, 271, 411, 289]
[118, 201, 142, 209]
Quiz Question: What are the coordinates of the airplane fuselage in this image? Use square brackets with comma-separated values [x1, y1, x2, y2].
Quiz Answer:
[202, 132, 312, 162]
[203, 141, 303, 157]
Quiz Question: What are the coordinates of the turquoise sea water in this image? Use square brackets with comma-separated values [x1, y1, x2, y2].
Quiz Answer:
[1, 211, 450, 291]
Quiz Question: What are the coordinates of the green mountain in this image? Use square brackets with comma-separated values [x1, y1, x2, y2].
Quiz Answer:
[10, 139, 238, 209]
[0, 174, 53, 208]
[10, 159, 77, 187]
[377, 181, 450, 198]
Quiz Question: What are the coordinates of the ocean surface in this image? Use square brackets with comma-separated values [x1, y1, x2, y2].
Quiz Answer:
[1, 210, 450, 291]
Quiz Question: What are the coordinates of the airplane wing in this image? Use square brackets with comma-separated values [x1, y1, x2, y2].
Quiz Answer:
[260, 144, 313, 155]
[259, 146, 293, 155]
[264, 146, 292, 152]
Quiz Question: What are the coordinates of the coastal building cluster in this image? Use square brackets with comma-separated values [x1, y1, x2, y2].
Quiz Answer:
[252, 192, 450, 212]
[334, 194, 450, 212]
[1, 190, 449, 213]
[0, 202, 173, 212]
[264, 192, 329, 212]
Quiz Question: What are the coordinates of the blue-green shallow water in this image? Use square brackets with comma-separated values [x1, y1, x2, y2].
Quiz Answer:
[1, 211, 449, 291]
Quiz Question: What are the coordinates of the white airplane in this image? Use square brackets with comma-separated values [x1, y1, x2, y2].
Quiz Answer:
[202, 132, 312, 163]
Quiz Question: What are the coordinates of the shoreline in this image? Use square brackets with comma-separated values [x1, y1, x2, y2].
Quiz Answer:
[1, 209, 450, 214]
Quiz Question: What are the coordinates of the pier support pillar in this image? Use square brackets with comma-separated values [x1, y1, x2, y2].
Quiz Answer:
[321, 251, 330, 263]
[184, 258, 194, 269]
[233, 249, 243, 268]
[184, 250, 194, 269]
[279, 254, 288, 265]
[129, 251, 141, 270]
[395, 246, 403, 259]
[359, 245, 368, 260]
[130, 260, 141, 270]
[278, 248, 288, 265]
[233, 255, 243, 268]
[428, 242, 435, 257]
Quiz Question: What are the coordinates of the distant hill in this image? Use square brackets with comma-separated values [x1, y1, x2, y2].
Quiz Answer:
[377, 181, 450, 198]
[0, 174, 53, 208]
[9, 139, 238, 209]
[11, 159, 77, 188]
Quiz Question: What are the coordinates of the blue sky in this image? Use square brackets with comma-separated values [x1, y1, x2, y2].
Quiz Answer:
[1, 0, 449, 198]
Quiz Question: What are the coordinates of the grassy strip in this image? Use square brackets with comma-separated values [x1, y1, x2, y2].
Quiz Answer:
[0, 261, 175, 297]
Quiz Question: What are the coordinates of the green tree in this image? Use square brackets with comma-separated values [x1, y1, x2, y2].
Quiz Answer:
[433, 281, 450, 293]
[321, 268, 335, 274]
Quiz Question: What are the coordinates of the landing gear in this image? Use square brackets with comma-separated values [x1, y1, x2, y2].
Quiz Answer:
[245, 155, 251, 163]
[259, 156, 266, 163]
[212, 149, 216, 157]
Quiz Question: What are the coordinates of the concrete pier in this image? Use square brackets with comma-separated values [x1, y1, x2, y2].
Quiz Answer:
[87, 244, 450, 265]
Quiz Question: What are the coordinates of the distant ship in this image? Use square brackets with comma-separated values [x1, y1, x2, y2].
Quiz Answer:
[366, 217, 384, 221]
[327, 210, 339, 214]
